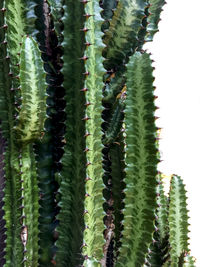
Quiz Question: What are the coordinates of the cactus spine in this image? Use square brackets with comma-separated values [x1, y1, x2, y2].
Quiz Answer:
[0, 1, 197, 267]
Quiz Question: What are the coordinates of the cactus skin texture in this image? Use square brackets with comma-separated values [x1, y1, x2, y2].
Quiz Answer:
[0, 1, 197, 267]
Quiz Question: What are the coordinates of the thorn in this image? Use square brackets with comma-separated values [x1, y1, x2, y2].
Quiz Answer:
[83, 14, 93, 19]
[86, 161, 91, 167]
[79, 56, 89, 61]
[84, 147, 90, 152]
[82, 116, 90, 121]
[80, 88, 88, 92]
[80, 28, 89, 32]
[83, 210, 88, 215]
[85, 193, 90, 197]
[85, 42, 92, 46]
[81, 0, 89, 4]
[84, 132, 91, 137]
[85, 177, 92, 181]
[83, 71, 90, 76]
[85, 102, 91, 106]
[1, 8, 6, 12]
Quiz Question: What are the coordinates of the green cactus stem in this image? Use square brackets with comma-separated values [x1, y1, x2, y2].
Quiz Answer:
[103, 93, 125, 145]
[14, 36, 47, 145]
[109, 134, 125, 259]
[146, 0, 166, 42]
[81, 1, 106, 265]
[0, 124, 6, 266]
[116, 51, 158, 266]
[55, 1, 86, 266]
[146, 175, 170, 266]
[0, 2, 24, 265]
[103, 0, 148, 70]
[19, 145, 39, 266]
[168, 175, 190, 266]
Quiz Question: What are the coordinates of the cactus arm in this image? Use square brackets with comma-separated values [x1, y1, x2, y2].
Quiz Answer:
[145, 0, 166, 42]
[80, 1, 106, 265]
[116, 52, 158, 267]
[168, 175, 190, 266]
[55, 1, 86, 266]
[20, 145, 39, 266]
[14, 36, 47, 145]
[103, 0, 148, 70]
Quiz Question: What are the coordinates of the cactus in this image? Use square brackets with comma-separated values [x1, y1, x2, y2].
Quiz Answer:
[0, 1, 197, 267]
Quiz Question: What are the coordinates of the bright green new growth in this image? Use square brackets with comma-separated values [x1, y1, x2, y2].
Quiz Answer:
[15, 36, 47, 144]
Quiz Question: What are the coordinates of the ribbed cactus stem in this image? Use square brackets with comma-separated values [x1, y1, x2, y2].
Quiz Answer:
[81, 1, 106, 265]
[116, 51, 158, 266]
[168, 175, 190, 266]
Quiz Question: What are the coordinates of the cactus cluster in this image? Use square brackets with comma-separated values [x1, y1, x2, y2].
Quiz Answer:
[0, 0, 196, 266]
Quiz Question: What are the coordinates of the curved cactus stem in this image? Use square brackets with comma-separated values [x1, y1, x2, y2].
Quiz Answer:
[168, 175, 190, 266]
[14, 36, 47, 145]
[116, 51, 158, 267]
[103, 0, 148, 70]
[145, 0, 166, 42]
[81, 0, 106, 264]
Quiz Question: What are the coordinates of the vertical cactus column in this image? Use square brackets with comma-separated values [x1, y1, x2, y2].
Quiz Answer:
[116, 51, 159, 266]
[55, 1, 86, 266]
[81, 1, 106, 266]
[168, 175, 190, 267]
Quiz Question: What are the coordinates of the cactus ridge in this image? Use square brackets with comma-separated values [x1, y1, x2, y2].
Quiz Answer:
[116, 51, 158, 267]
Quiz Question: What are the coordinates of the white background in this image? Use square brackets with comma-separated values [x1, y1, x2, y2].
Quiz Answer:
[144, 0, 200, 265]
